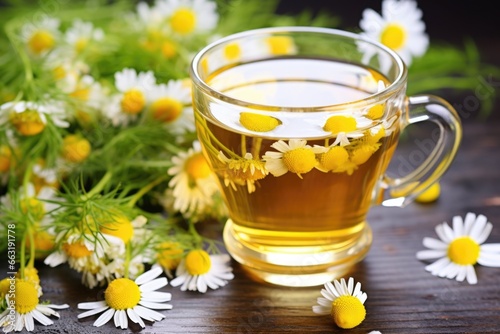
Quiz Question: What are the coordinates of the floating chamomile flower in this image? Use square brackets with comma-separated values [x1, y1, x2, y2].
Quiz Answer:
[148, 79, 194, 134]
[218, 151, 268, 193]
[416, 212, 500, 284]
[1, 101, 69, 136]
[78, 266, 172, 329]
[20, 16, 60, 56]
[323, 115, 370, 147]
[312, 277, 368, 329]
[159, 0, 218, 36]
[61, 134, 91, 163]
[103, 68, 156, 126]
[263, 139, 325, 179]
[64, 19, 104, 54]
[0, 280, 69, 333]
[167, 141, 219, 214]
[359, 0, 429, 68]
[170, 249, 234, 293]
[264, 35, 297, 55]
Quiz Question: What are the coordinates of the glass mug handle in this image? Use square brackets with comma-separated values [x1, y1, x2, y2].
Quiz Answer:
[377, 95, 463, 207]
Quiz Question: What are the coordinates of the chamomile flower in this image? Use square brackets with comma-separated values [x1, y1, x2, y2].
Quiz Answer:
[1, 101, 69, 136]
[20, 16, 61, 56]
[103, 68, 156, 126]
[312, 277, 368, 329]
[148, 80, 194, 134]
[44, 225, 125, 288]
[167, 141, 219, 214]
[77, 266, 172, 329]
[159, 0, 218, 36]
[416, 212, 500, 284]
[264, 35, 297, 55]
[204, 37, 268, 71]
[170, 249, 234, 293]
[218, 151, 268, 193]
[359, 0, 429, 68]
[64, 19, 104, 54]
[262, 139, 324, 179]
[0, 280, 69, 333]
[323, 114, 371, 147]
[61, 134, 92, 163]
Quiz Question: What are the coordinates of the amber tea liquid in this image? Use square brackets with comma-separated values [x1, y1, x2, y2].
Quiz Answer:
[194, 57, 400, 286]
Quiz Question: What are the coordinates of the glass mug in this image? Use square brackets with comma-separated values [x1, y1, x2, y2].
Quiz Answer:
[190, 27, 462, 287]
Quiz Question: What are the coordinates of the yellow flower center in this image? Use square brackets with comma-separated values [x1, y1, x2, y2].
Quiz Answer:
[9, 110, 46, 136]
[415, 182, 441, 203]
[185, 249, 211, 275]
[105, 278, 141, 310]
[0, 278, 10, 298]
[121, 89, 146, 115]
[75, 38, 88, 53]
[63, 241, 93, 258]
[161, 40, 177, 59]
[365, 127, 386, 144]
[62, 135, 91, 163]
[282, 147, 317, 176]
[21, 198, 45, 222]
[14, 280, 39, 314]
[16, 267, 40, 284]
[28, 30, 55, 55]
[170, 8, 197, 35]
[52, 65, 66, 80]
[224, 43, 242, 61]
[100, 215, 134, 244]
[331, 295, 366, 329]
[157, 241, 184, 270]
[320, 146, 349, 172]
[0, 145, 12, 172]
[266, 36, 295, 55]
[29, 229, 56, 257]
[225, 157, 267, 182]
[185, 153, 211, 180]
[70, 87, 91, 101]
[151, 97, 183, 123]
[366, 104, 385, 119]
[239, 112, 281, 132]
[323, 115, 357, 134]
[447, 237, 480, 265]
[381, 24, 406, 50]
[350, 144, 378, 166]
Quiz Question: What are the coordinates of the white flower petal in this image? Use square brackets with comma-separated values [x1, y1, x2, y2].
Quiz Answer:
[422, 237, 448, 250]
[93, 308, 115, 327]
[31, 309, 53, 326]
[139, 277, 168, 292]
[139, 300, 173, 310]
[113, 309, 127, 329]
[312, 305, 331, 315]
[134, 305, 165, 321]
[24, 313, 34, 332]
[481, 243, 500, 252]
[416, 249, 446, 260]
[425, 257, 450, 275]
[135, 266, 163, 285]
[127, 309, 145, 328]
[475, 223, 493, 244]
[465, 265, 477, 284]
[141, 291, 172, 303]
[469, 214, 488, 240]
[78, 306, 109, 319]
[456, 266, 467, 282]
[463, 212, 476, 235]
[477, 252, 500, 267]
[324, 281, 340, 298]
[78, 301, 107, 310]
[452, 215, 464, 236]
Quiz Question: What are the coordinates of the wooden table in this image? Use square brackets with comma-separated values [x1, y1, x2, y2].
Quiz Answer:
[3, 118, 500, 334]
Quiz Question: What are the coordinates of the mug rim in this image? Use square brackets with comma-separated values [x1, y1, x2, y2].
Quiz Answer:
[190, 26, 408, 111]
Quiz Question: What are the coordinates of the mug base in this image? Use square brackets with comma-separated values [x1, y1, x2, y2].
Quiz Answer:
[223, 219, 372, 287]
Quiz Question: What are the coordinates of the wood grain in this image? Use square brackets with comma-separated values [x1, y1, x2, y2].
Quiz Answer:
[3, 120, 500, 334]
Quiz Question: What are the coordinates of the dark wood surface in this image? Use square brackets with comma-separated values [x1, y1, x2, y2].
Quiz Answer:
[3, 118, 500, 334]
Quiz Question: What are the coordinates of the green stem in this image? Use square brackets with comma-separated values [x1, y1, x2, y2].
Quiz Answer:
[81, 171, 113, 200]
[20, 234, 26, 280]
[188, 220, 202, 248]
[27, 227, 35, 267]
[126, 174, 169, 207]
